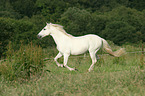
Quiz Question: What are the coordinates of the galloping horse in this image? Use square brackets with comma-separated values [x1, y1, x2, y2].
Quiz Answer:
[37, 23, 125, 72]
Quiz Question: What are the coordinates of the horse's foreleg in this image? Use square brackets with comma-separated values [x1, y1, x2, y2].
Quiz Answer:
[63, 54, 75, 71]
[54, 52, 63, 67]
[88, 51, 97, 72]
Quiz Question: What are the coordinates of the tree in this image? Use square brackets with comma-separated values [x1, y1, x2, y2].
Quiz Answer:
[35, 0, 68, 22]
[102, 6, 145, 44]
[128, 0, 145, 11]
[60, 7, 93, 36]
[11, 0, 36, 17]
[0, 18, 37, 55]
[101, 21, 137, 45]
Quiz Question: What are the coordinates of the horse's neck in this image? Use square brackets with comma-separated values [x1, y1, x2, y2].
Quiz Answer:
[50, 30, 70, 45]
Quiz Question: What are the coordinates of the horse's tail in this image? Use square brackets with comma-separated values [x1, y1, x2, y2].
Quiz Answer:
[102, 39, 125, 57]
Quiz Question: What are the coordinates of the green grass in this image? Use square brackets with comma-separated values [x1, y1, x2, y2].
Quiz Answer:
[0, 44, 145, 96]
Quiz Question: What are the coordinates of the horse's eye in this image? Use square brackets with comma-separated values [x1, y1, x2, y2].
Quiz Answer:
[44, 29, 46, 30]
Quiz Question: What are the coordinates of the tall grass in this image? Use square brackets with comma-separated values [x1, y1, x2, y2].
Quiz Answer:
[0, 43, 144, 96]
[0, 42, 45, 81]
[0, 53, 145, 96]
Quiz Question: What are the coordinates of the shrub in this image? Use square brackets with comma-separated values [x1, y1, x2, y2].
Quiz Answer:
[102, 6, 145, 44]
[0, 42, 45, 81]
[0, 17, 37, 56]
[60, 7, 93, 36]
[101, 21, 137, 45]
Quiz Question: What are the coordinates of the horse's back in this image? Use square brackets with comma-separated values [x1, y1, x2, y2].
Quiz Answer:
[79, 34, 102, 43]
[69, 34, 102, 55]
[73, 34, 101, 40]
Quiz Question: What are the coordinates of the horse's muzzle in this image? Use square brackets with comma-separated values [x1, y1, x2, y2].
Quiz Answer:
[37, 35, 42, 39]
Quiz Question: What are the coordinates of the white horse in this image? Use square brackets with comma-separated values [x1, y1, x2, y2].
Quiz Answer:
[37, 23, 125, 72]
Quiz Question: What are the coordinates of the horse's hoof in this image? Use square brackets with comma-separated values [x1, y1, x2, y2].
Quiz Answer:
[58, 64, 64, 68]
[87, 69, 94, 72]
[75, 67, 78, 71]
[88, 69, 91, 72]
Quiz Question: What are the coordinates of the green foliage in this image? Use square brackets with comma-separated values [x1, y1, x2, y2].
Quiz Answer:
[35, 0, 68, 22]
[101, 21, 136, 45]
[129, 0, 145, 11]
[0, 11, 21, 19]
[0, 42, 45, 81]
[60, 7, 93, 36]
[101, 6, 145, 44]
[0, 17, 38, 56]
[107, 6, 145, 30]
[91, 14, 109, 35]
[11, 0, 36, 17]
[60, 7, 109, 36]
[0, 0, 22, 19]
[0, 0, 145, 56]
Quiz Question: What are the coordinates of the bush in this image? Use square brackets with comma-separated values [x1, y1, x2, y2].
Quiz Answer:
[60, 6, 145, 45]
[60, 7, 93, 36]
[101, 21, 137, 45]
[0, 17, 38, 56]
[0, 42, 45, 81]
[102, 6, 145, 44]
[0, 11, 22, 19]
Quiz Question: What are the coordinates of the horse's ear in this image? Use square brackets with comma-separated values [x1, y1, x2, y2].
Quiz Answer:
[46, 22, 49, 25]
[50, 22, 52, 25]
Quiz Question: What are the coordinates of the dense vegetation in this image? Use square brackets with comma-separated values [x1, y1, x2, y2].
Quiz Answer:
[0, 1, 145, 95]
[0, 0, 145, 56]
[0, 43, 145, 95]
[0, 42, 45, 81]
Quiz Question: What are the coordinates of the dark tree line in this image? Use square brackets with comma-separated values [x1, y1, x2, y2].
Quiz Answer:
[1, 0, 145, 19]
[0, 0, 145, 56]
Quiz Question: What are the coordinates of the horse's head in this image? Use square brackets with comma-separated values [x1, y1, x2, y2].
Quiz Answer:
[37, 23, 52, 39]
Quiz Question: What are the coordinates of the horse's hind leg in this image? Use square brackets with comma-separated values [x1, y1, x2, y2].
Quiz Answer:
[54, 52, 63, 67]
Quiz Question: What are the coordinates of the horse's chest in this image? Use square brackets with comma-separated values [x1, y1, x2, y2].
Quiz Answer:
[56, 44, 70, 54]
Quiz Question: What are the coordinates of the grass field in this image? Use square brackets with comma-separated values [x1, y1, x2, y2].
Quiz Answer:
[0, 44, 145, 96]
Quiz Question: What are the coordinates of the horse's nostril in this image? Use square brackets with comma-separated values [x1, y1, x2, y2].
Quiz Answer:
[37, 35, 41, 39]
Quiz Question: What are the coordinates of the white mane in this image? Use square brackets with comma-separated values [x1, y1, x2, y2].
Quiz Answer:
[51, 24, 74, 38]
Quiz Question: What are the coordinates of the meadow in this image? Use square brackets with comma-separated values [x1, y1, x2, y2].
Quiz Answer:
[0, 43, 145, 96]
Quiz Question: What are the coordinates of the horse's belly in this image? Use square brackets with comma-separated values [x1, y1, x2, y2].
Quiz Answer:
[71, 48, 88, 55]
[70, 41, 88, 55]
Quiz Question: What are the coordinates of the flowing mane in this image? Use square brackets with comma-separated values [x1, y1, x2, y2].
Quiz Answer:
[51, 24, 74, 38]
